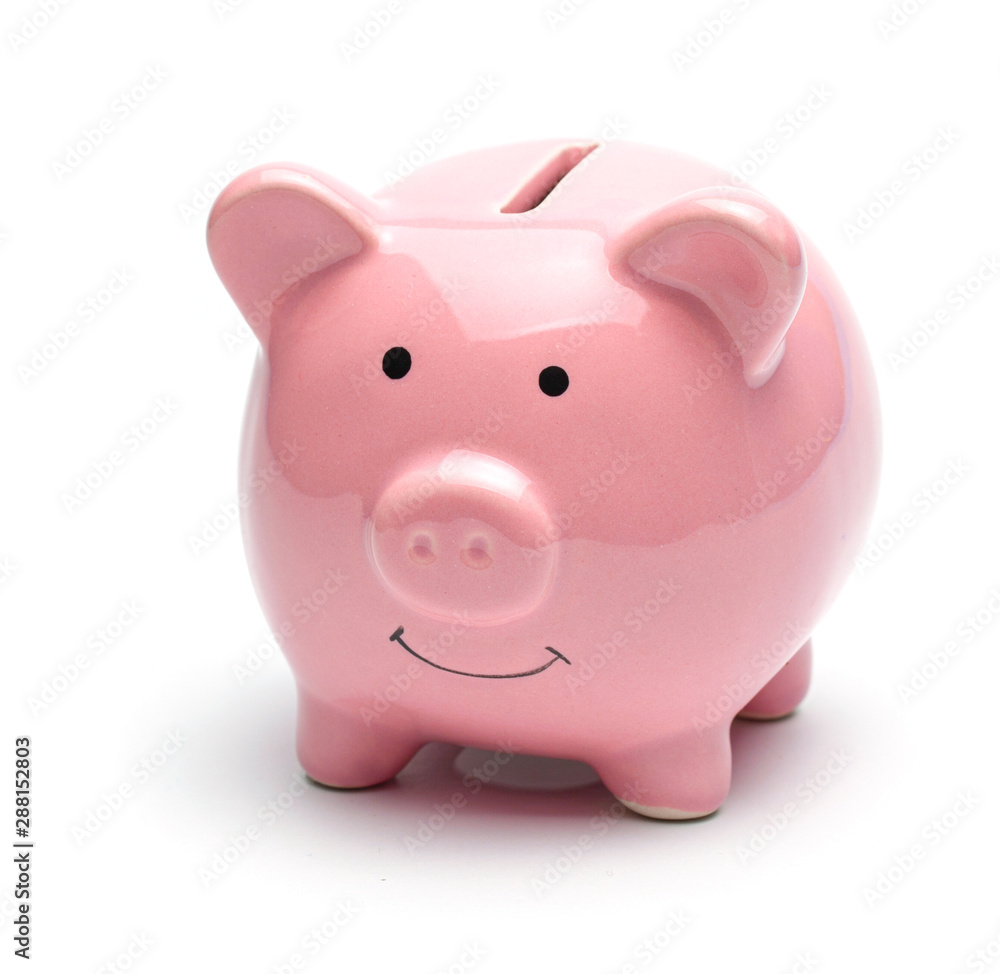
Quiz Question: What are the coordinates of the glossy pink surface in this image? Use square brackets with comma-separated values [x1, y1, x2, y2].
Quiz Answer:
[207, 139, 880, 819]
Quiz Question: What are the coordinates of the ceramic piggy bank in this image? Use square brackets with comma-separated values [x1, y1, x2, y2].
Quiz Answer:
[207, 139, 880, 819]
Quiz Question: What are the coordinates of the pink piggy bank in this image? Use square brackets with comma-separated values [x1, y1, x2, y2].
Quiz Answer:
[207, 139, 880, 819]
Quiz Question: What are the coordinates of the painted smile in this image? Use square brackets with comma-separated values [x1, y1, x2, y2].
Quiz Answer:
[388, 626, 571, 679]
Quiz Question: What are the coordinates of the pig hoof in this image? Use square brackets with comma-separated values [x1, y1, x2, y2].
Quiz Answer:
[299, 738, 421, 790]
[738, 640, 812, 720]
[738, 709, 797, 722]
[617, 798, 719, 821]
[296, 690, 420, 789]
[596, 729, 732, 822]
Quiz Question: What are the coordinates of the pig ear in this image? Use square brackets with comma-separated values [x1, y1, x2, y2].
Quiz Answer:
[207, 164, 380, 344]
[608, 187, 807, 387]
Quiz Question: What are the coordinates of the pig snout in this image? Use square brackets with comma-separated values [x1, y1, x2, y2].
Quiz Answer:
[368, 452, 556, 624]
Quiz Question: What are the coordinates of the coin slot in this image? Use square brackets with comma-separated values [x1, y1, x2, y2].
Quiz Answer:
[500, 143, 599, 214]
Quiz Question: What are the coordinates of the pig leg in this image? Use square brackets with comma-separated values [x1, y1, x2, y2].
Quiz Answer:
[593, 726, 732, 820]
[738, 640, 812, 720]
[295, 688, 422, 788]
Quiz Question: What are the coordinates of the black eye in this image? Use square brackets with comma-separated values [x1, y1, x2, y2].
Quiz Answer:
[382, 346, 411, 379]
[538, 365, 569, 397]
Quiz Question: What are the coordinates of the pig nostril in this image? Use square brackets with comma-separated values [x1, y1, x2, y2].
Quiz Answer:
[461, 548, 493, 570]
[460, 537, 493, 571]
[408, 532, 436, 566]
[411, 545, 435, 565]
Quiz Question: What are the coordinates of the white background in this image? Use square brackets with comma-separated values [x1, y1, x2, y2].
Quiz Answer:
[2, 0, 999, 971]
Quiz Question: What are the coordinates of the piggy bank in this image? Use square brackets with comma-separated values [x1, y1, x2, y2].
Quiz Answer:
[207, 139, 880, 819]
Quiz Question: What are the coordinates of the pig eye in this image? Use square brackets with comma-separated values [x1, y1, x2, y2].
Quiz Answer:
[382, 346, 411, 380]
[538, 365, 569, 397]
